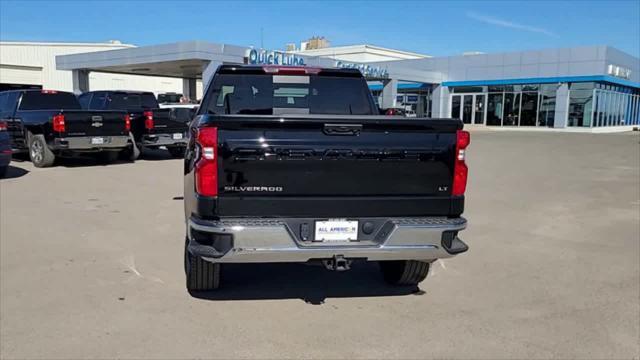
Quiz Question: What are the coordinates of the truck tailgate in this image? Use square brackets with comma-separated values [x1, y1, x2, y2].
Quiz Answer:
[209, 115, 464, 217]
[61, 110, 127, 136]
[150, 108, 189, 133]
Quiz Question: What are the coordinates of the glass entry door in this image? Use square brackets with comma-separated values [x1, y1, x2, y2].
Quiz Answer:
[474, 95, 485, 124]
[451, 94, 486, 124]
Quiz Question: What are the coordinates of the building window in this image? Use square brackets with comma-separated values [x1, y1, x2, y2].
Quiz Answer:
[451, 86, 484, 93]
[503, 93, 520, 126]
[487, 93, 503, 126]
[568, 85, 594, 127]
[451, 96, 461, 119]
[590, 85, 639, 127]
[538, 85, 557, 127]
[520, 92, 538, 126]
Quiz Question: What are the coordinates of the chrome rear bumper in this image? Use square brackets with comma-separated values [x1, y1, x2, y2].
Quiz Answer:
[53, 135, 129, 150]
[187, 217, 468, 263]
[142, 133, 187, 147]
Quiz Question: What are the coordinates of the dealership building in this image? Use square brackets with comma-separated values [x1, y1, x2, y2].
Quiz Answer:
[1, 40, 639, 131]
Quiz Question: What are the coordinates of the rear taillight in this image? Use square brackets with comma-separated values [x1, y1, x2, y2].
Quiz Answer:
[52, 114, 65, 132]
[124, 114, 131, 132]
[0, 121, 7, 131]
[144, 111, 154, 130]
[452, 130, 470, 196]
[195, 127, 218, 197]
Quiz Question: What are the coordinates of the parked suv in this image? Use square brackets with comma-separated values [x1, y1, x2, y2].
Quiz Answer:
[183, 65, 470, 291]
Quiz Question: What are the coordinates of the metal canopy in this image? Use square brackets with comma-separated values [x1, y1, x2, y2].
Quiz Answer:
[55, 40, 438, 82]
[55, 40, 441, 109]
[78, 59, 211, 79]
[56, 41, 249, 79]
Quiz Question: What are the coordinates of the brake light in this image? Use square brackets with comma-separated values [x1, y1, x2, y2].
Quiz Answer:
[262, 66, 321, 75]
[124, 114, 131, 131]
[0, 121, 7, 131]
[41, 90, 58, 94]
[52, 114, 65, 132]
[144, 111, 154, 129]
[194, 127, 218, 197]
[452, 130, 470, 196]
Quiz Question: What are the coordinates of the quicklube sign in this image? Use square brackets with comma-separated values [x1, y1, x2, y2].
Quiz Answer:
[247, 49, 306, 66]
[335, 61, 389, 79]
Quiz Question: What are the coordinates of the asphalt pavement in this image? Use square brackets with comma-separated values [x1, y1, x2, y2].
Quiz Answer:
[1, 131, 638, 359]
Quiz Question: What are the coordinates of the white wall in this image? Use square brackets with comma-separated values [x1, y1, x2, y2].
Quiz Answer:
[296, 45, 429, 63]
[0, 42, 183, 94]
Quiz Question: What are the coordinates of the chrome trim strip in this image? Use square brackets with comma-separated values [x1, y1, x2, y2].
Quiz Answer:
[55, 135, 129, 149]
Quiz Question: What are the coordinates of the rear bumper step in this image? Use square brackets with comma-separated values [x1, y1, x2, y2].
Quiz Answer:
[187, 216, 468, 263]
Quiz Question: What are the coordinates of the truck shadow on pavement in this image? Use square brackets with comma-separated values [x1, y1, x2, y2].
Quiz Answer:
[0, 165, 29, 180]
[189, 261, 425, 305]
[56, 148, 175, 167]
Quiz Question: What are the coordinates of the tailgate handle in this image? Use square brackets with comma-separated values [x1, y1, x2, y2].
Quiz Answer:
[323, 124, 362, 136]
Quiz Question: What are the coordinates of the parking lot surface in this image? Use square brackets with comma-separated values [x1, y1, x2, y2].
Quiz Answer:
[1, 131, 639, 359]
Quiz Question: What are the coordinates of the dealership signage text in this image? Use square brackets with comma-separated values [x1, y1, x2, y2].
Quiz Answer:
[335, 61, 389, 79]
[247, 49, 305, 66]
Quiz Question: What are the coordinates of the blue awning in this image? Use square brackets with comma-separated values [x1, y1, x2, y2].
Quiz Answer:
[368, 82, 431, 91]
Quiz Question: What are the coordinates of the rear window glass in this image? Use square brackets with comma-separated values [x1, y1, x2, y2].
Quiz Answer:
[203, 74, 375, 115]
[157, 93, 182, 103]
[18, 91, 81, 110]
[107, 93, 158, 110]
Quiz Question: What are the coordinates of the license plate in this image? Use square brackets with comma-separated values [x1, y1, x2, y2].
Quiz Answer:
[315, 219, 358, 242]
[172, 133, 183, 140]
[91, 137, 104, 145]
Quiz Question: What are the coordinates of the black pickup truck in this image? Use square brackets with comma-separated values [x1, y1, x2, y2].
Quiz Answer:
[0, 90, 131, 167]
[183, 65, 470, 291]
[79, 91, 191, 159]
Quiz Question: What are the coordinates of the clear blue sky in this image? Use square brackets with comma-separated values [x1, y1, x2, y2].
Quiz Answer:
[1, 0, 639, 57]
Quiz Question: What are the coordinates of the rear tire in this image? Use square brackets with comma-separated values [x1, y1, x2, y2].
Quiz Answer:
[167, 146, 185, 158]
[185, 237, 221, 291]
[0, 166, 7, 178]
[27, 132, 55, 168]
[379, 260, 430, 286]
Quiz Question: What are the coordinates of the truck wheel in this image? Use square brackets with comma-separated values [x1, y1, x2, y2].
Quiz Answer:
[185, 237, 221, 291]
[28, 133, 56, 168]
[379, 260, 430, 286]
[167, 146, 185, 158]
[97, 151, 119, 164]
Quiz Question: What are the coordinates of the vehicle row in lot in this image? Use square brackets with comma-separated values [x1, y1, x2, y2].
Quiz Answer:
[0, 89, 194, 168]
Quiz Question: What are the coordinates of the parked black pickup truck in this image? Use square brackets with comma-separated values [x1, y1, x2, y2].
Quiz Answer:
[0, 90, 131, 167]
[183, 65, 470, 291]
[79, 91, 190, 159]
